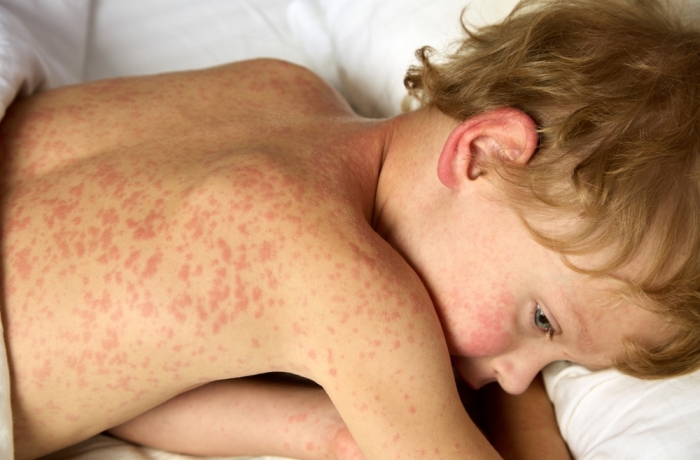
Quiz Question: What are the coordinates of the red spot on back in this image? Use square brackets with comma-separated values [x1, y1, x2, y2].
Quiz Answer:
[259, 241, 275, 262]
[99, 208, 120, 226]
[121, 191, 144, 211]
[252, 287, 262, 302]
[127, 208, 165, 240]
[168, 294, 191, 323]
[212, 311, 229, 334]
[137, 301, 156, 318]
[208, 268, 231, 312]
[74, 241, 85, 258]
[217, 238, 232, 263]
[124, 250, 141, 270]
[178, 264, 190, 283]
[101, 328, 120, 351]
[233, 274, 249, 312]
[142, 251, 163, 278]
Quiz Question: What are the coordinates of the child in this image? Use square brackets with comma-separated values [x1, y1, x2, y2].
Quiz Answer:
[4, 0, 698, 459]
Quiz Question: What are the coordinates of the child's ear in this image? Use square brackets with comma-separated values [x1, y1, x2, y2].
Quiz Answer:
[437, 107, 538, 190]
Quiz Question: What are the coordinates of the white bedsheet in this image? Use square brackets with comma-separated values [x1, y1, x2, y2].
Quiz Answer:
[42, 434, 292, 460]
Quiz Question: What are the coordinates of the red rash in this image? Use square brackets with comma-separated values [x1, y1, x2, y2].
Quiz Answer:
[456, 288, 515, 357]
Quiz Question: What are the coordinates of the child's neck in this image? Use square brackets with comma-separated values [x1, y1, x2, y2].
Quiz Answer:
[372, 107, 460, 234]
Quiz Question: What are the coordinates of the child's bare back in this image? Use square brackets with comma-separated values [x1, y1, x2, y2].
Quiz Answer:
[2, 60, 476, 459]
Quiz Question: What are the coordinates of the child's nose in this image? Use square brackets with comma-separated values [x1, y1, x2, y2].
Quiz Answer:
[493, 354, 548, 395]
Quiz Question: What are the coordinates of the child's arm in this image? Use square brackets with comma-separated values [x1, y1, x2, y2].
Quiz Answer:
[108, 377, 364, 460]
[480, 374, 571, 460]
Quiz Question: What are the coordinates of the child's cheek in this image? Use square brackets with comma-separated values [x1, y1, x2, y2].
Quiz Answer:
[453, 292, 514, 358]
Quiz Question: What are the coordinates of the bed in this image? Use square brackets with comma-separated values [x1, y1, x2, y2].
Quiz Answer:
[0, 0, 699, 459]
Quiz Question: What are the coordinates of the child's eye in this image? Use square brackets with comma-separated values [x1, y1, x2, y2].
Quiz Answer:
[534, 304, 554, 339]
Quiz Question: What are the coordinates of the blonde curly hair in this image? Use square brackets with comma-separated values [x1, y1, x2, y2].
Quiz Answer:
[404, 0, 700, 378]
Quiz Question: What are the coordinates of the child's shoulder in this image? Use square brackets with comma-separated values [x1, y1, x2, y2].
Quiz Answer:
[207, 58, 356, 118]
[279, 220, 444, 376]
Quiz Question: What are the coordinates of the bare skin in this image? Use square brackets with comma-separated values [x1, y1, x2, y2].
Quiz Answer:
[0, 60, 495, 459]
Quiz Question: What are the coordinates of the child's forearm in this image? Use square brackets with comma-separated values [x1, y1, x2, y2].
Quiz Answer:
[109, 377, 363, 460]
[480, 374, 571, 460]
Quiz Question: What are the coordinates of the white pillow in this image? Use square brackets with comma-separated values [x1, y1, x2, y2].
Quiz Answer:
[543, 362, 700, 460]
[0, 0, 88, 118]
[288, 0, 519, 117]
[0, 4, 43, 121]
[0, 0, 88, 88]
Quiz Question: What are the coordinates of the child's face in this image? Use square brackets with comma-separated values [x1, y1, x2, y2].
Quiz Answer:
[403, 189, 667, 395]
